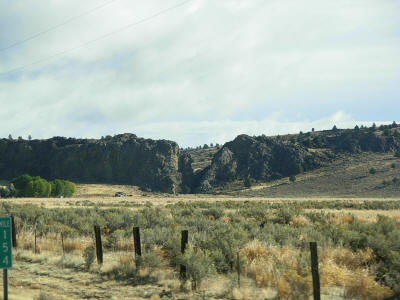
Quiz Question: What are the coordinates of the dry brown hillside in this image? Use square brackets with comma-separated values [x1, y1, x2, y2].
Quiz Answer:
[230, 152, 400, 197]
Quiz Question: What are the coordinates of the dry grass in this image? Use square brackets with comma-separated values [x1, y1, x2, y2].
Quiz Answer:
[115, 240, 134, 252]
[75, 183, 140, 197]
[320, 247, 374, 269]
[237, 152, 400, 198]
[320, 263, 392, 299]
[289, 215, 309, 227]
[241, 240, 310, 299]
[306, 209, 400, 223]
[241, 240, 392, 300]
[63, 240, 84, 253]
[17, 232, 91, 256]
[119, 254, 134, 266]
[326, 212, 355, 225]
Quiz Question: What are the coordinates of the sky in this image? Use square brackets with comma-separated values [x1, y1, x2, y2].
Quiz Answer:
[0, 0, 399, 147]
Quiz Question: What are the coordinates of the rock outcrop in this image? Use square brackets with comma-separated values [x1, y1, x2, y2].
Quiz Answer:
[194, 134, 328, 192]
[0, 133, 181, 193]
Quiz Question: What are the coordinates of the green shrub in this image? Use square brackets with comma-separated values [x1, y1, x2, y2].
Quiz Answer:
[141, 249, 161, 271]
[34, 292, 56, 300]
[83, 245, 95, 270]
[201, 224, 248, 273]
[203, 207, 224, 220]
[289, 175, 296, 182]
[0, 184, 16, 198]
[275, 206, 301, 224]
[104, 229, 124, 251]
[395, 150, 400, 158]
[226, 171, 236, 182]
[180, 245, 216, 290]
[369, 168, 376, 175]
[244, 177, 252, 188]
[181, 185, 191, 194]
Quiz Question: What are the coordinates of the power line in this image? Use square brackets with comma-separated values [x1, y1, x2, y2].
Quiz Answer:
[0, 0, 195, 76]
[0, 0, 117, 52]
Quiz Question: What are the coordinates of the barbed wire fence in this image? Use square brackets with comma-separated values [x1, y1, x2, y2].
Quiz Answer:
[9, 218, 393, 299]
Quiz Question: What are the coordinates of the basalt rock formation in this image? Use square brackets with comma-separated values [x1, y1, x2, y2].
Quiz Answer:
[1, 125, 399, 194]
[193, 126, 400, 192]
[0, 133, 181, 193]
[194, 134, 328, 192]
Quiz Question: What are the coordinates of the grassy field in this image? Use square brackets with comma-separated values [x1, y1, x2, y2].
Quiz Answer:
[1, 186, 400, 299]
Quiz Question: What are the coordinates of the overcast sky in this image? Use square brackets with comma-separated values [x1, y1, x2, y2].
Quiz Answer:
[0, 0, 399, 147]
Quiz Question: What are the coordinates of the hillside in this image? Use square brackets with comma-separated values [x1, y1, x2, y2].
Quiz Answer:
[227, 152, 400, 197]
[0, 123, 399, 195]
[188, 123, 400, 195]
[0, 133, 181, 193]
[183, 146, 220, 172]
[188, 122, 400, 193]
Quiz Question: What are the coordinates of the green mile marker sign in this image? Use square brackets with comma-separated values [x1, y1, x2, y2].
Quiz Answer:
[0, 217, 12, 269]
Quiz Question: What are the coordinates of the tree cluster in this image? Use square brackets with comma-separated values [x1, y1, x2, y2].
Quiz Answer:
[8, 174, 76, 198]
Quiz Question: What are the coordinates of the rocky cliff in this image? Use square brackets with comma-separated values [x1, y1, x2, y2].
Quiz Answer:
[192, 126, 400, 192]
[194, 134, 329, 192]
[0, 133, 181, 193]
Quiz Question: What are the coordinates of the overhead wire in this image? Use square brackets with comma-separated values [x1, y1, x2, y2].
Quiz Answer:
[0, 0, 117, 52]
[0, 0, 195, 77]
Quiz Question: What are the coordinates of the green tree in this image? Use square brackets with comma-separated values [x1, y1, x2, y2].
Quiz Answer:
[244, 177, 252, 188]
[51, 179, 65, 196]
[32, 177, 51, 197]
[180, 185, 191, 194]
[12, 175, 75, 198]
[63, 180, 76, 197]
[12, 174, 34, 196]
[383, 129, 390, 136]
[226, 171, 236, 182]
[51, 179, 76, 197]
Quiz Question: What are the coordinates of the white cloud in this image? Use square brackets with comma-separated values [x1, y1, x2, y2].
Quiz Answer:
[0, 0, 399, 146]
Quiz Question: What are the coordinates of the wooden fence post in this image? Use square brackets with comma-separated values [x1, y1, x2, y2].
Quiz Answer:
[180, 230, 188, 280]
[133, 227, 141, 267]
[237, 249, 240, 288]
[34, 226, 37, 254]
[61, 232, 65, 256]
[310, 242, 321, 300]
[94, 225, 103, 265]
[11, 216, 17, 248]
